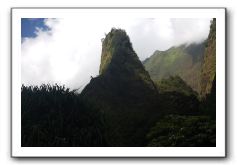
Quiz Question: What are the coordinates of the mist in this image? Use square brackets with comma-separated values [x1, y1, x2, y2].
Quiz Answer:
[21, 18, 211, 90]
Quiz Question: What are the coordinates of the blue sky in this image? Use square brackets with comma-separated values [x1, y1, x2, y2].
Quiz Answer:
[21, 18, 50, 38]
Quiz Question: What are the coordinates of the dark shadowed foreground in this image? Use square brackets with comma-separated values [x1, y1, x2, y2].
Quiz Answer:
[21, 84, 107, 147]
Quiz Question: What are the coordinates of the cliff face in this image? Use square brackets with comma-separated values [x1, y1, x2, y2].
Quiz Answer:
[200, 18, 216, 97]
[143, 43, 205, 93]
[81, 28, 159, 146]
[99, 28, 156, 90]
[82, 28, 158, 108]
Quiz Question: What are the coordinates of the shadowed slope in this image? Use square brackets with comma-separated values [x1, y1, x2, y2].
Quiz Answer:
[143, 43, 205, 93]
[81, 28, 159, 146]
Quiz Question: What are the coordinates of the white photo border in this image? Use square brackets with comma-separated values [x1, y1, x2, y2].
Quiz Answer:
[11, 7, 226, 157]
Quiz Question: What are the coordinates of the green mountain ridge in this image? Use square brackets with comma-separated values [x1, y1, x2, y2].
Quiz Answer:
[155, 75, 198, 96]
[143, 42, 205, 93]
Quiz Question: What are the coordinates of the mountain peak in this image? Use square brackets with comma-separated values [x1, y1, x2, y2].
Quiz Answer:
[81, 29, 158, 146]
[98, 28, 156, 90]
[99, 28, 136, 75]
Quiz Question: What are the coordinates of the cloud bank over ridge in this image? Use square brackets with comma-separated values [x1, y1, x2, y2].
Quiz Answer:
[21, 18, 211, 90]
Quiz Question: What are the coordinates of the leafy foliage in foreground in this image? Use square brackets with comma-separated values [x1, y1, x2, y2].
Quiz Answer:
[147, 115, 216, 147]
[21, 84, 107, 147]
[146, 78, 216, 147]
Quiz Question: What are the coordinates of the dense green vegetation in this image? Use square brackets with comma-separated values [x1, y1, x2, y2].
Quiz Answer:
[21, 82, 215, 147]
[21, 84, 107, 147]
[147, 115, 216, 147]
[143, 43, 205, 93]
[156, 75, 197, 96]
[200, 76, 216, 119]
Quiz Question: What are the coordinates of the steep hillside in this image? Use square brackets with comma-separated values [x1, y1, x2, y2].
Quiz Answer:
[198, 18, 216, 120]
[143, 43, 205, 93]
[99, 28, 156, 90]
[200, 18, 216, 97]
[156, 76, 197, 96]
[81, 28, 160, 146]
[157, 76, 200, 116]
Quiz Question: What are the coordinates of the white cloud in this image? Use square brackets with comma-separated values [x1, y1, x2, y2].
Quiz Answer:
[21, 18, 211, 90]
